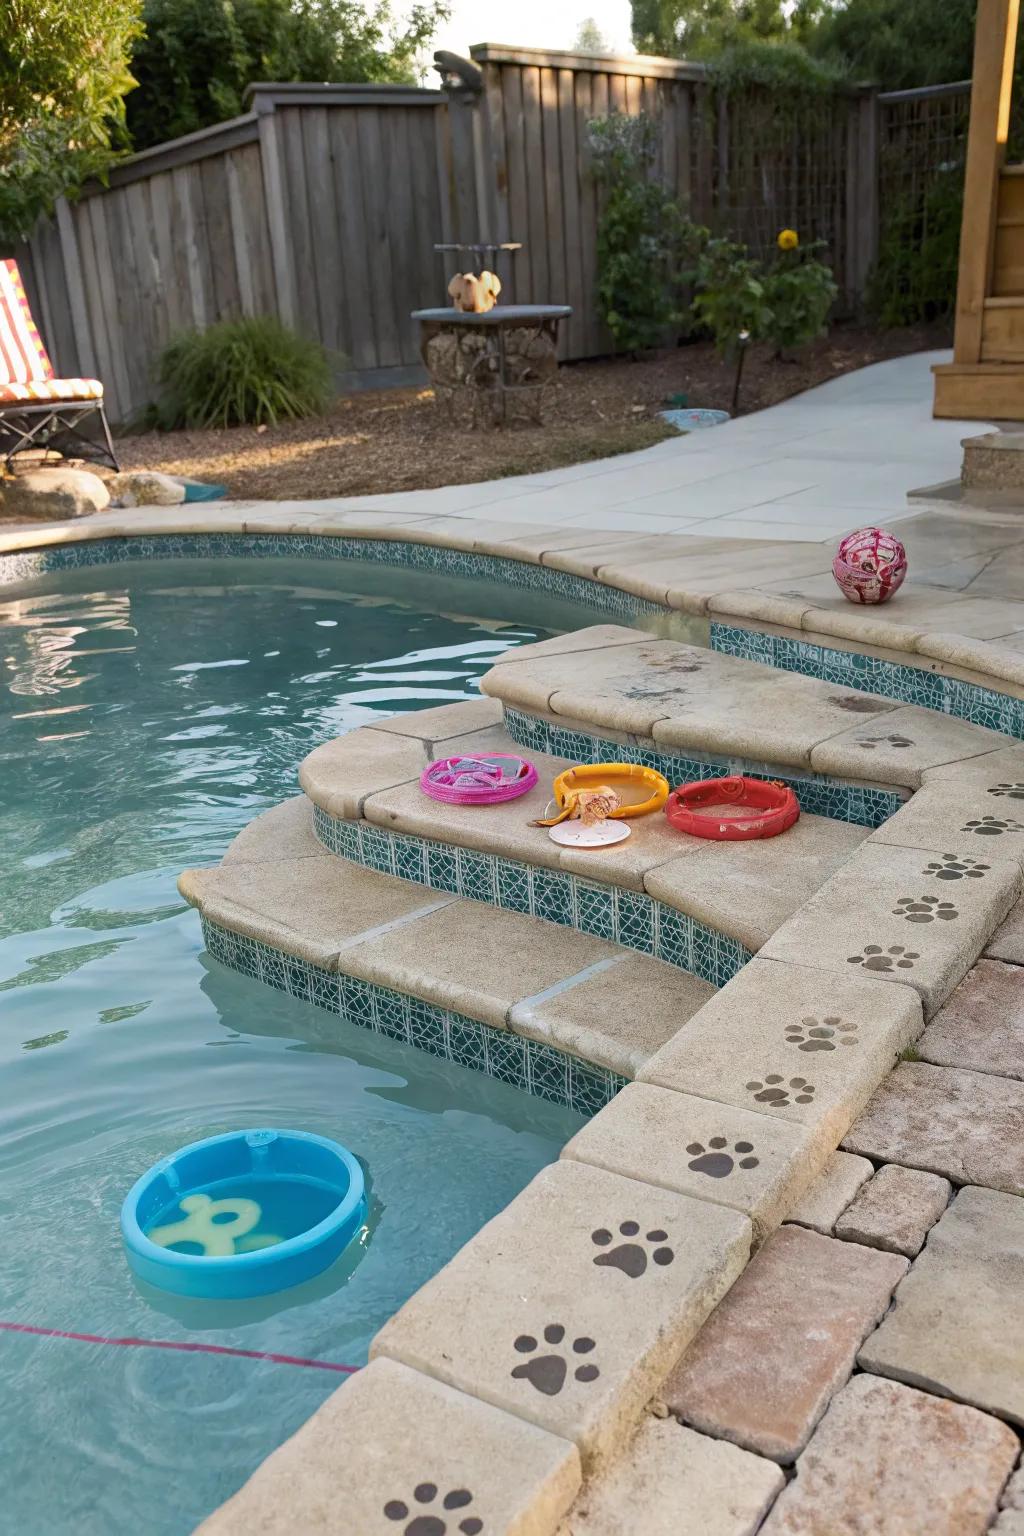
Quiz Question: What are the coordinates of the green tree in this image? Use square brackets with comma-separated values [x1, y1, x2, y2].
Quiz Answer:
[0, 0, 142, 242]
[574, 17, 612, 52]
[631, 0, 826, 59]
[128, 0, 450, 149]
[809, 0, 974, 90]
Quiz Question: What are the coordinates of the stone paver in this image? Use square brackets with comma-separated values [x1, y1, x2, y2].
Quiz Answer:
[642, 816, 866, 953]
[372, 1158, 750, 1471]
[809, 705, 1007, 791]
[994, 1469, 1024, 1536]
[554, 1418, 784, 1536]
[869, 779, 1024, 874]
[842, 1061, 1024, 1194]
[834, 1163, 951, 1257]
[637, 958, 922, 1154]
[562, 1083, 815, 1242]
[298, 729, 428, 819]
[759, 841, 1020, 1018]
[785, 1151, 874, 1236]
[919, 957, 1024, 1080]
[509, 952, 714, 1079]
[759, 1373, 1019, 1536]
[341, 898, 621, 1030]
[663, 1226, 907, 1462]
[195, 1355, 581, 1535]
[859, 1185, 1024, 1425]
[178, 854, 456, 969]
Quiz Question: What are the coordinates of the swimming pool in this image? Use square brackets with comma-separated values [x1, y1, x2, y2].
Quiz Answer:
[0, 557, 597, 1536]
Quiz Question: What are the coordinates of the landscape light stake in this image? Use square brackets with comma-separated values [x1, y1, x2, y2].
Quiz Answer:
[731, 329, 751, 416]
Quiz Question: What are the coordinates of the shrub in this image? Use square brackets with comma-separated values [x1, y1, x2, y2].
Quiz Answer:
[691, 238, 773, 355]
[868, 167, 963, 326]
[154, 316, 333, 430]
[763, 236, 838, 354]
[588, 111, 707, 354]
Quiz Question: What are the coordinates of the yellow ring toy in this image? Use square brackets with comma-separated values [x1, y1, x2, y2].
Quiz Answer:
[532, 763, 670, 826]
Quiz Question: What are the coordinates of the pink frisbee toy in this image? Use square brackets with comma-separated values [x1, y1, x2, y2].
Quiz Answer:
[420, 753, 538, 806]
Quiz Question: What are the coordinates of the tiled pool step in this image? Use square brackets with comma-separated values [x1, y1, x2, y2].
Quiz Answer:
[481, 626, 1012, 808]
[298, 698, 869, 967]
[179, 797, 715, 1111]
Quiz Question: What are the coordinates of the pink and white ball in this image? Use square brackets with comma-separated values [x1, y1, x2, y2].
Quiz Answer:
[832, 527, 907, 605]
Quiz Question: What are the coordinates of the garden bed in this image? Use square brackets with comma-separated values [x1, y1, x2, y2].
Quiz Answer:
[115, 323, 949, 503]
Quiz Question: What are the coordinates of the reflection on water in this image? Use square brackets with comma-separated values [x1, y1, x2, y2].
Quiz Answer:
[0, 558, 587, 1536]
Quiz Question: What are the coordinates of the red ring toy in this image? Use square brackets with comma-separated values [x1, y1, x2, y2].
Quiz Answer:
[665, 775, 800, 841]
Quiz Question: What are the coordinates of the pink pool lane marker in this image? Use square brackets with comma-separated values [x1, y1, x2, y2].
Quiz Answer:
[0, 1320, 360, 1375]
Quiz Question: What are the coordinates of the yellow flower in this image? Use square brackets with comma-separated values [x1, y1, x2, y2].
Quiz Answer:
[778, 228, 799, 251]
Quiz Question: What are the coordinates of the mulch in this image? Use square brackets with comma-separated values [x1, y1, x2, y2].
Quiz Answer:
[107, 322, 948, 503]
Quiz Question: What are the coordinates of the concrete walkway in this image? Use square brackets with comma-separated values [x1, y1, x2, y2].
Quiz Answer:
[335, 350, 981, 541]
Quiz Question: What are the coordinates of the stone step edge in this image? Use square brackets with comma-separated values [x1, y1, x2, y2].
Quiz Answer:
[308, 803, 752, 990]
[497, 705, 907, 831]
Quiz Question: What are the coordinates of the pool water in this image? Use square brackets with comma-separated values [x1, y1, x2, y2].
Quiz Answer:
[0, 557, 592, 1536]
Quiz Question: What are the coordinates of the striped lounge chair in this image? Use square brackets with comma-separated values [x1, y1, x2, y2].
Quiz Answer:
[0, 258, 118, 469]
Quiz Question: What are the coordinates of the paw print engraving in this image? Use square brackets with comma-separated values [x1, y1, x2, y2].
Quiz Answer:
[962, 816, 1024, 836]
[384, 1485, 482, 1536]
[785, 1016, 859, 1052]
[847, 944, 919, 972]
[989, 783, 1024, 800]
[892, 895, 959, 923]
[923, 853, 989, 881]
[745, 1074, 815, 1106]
[857, 734, 915, 750]
[511, 1325, 599, 1396]
[686, 1137, 759, 1178]
[591, 1221, 674, 1278]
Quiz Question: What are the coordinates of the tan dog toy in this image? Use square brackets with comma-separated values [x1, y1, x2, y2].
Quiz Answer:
[447, 270, 502, 313]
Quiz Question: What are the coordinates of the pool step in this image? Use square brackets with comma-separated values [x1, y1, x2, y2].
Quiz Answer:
[179, 796, 715, 1085]
[298, 697, 868, 960]
[479, 624, 1012, 793]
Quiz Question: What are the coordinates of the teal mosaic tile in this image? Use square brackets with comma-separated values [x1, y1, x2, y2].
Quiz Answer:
[575, 880, 617, 942]
[496, 860, 533, 915]
[457, 847, 496, 904]
[502, 705, 905, 831]
[531, 866, 574, 926]
[198, 915, 621, 1115]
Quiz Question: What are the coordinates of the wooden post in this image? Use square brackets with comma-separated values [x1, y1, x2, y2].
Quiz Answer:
[845, 89, 878, 309]
[254, 96, 299, 330]
[952, 0, 1020, 363]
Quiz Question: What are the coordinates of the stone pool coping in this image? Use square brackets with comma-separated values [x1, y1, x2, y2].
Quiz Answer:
[5, 503, 1024, 709]
[6, 510, 1024, 1530]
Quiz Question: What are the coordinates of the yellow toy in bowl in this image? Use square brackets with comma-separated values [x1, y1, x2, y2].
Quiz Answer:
[532, 763, 670, 827]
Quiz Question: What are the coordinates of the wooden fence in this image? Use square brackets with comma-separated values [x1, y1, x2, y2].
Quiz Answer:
[16, 48, 973, 422]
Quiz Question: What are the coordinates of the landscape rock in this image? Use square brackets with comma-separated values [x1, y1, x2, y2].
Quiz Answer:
[842, 1060, 1024, 1193]
[834, 1163, 951, 1256]
[555, 1418, 783, 1536]
[858, 1185, 1024, 1424]
[664, 1225, 907, 1462]
[107, 469, 186, 507]
[919, 957, 1024, 1079]
[0, 467, 109, 519]
[760, 1373, 1019, 1535]
[785, 1151, 874, 1235]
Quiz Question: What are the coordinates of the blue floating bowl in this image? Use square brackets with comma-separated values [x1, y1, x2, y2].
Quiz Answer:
[659, 407, 731, 430]
[121, 1129, 366, 1299]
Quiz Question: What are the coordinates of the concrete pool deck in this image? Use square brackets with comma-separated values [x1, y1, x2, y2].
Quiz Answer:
[4, 350, 1024, 1533]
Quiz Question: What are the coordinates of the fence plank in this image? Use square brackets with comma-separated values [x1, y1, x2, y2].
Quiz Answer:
[500, 67, 530, 304]
[540, 66, 568, 342]
[329, 108, 377, 370]
[357, 107, 402, 367]
[559, 68, 585, 357]
[522, 66, 549, 302]
[256, 106, 298, 329]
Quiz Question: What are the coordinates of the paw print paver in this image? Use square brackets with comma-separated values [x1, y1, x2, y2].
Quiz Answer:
[591, 1221, 674, 1278]
[923, 854, 990, 881]
[200, 1356, 582, 1536]
[638, 957, 922, 1148]
[760, 843, 1022, 1017]
[384, 1484, 483, 1535]
[511, 1325, 600, 1396]
[563, 1083, 814, 1243]
[962, 815, 1024, 836]
[370, 1159, 749, 1468]
[892, 896, 959, 923]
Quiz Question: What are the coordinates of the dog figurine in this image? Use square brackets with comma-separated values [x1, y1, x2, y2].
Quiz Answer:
[448, 270, 502, 314]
